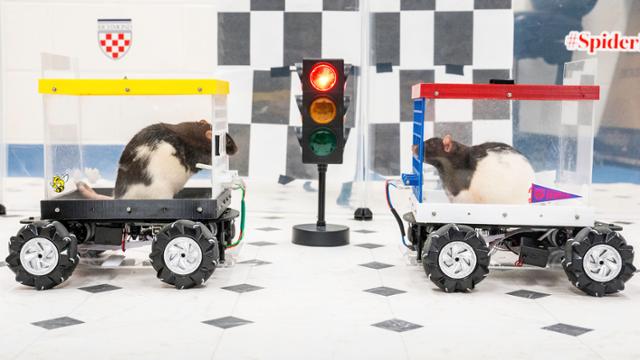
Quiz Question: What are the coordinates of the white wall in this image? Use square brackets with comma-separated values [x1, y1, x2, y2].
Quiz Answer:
[1, 0, 219, 144]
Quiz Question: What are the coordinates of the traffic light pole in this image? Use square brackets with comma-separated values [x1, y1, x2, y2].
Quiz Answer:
[292, 164, 349, 247]
[316, 164, 327, 227]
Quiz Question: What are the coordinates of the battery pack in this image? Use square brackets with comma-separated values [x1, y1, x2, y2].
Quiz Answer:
[519, 237, 550, 268]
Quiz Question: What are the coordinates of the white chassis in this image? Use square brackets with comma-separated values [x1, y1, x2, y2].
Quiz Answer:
[411, 196, 595, 229]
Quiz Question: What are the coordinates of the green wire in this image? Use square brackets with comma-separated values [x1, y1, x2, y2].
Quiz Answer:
[227, 185, 245, 248]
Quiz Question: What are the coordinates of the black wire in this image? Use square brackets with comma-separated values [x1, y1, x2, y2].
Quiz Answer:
[386, 181, 411, 249]
[504, 241, 520, 256]
[390, 207, 406, 239]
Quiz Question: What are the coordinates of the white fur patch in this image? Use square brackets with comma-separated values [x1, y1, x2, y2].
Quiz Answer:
[119, 141, 193, 199]
[451, 151, 535, 204]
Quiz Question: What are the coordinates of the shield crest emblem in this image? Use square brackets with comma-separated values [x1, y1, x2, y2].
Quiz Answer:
[98, 19, 132, 60]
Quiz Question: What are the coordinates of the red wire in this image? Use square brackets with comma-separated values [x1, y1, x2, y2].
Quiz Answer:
[515, 258, 524, 267]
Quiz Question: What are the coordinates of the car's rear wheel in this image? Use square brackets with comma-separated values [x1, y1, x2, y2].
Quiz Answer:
[563, 226, 635, 297]
[150, 220, 219, 289]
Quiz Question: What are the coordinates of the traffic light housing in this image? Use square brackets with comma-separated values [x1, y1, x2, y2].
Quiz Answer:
[296, 59, 348, 164]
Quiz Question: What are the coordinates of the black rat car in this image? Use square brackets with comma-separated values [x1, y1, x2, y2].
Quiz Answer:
[5, 78, 244, 290]
[389, 61, 635, 297]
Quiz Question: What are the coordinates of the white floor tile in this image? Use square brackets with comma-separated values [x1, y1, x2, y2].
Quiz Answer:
[0, 178, 638, 359]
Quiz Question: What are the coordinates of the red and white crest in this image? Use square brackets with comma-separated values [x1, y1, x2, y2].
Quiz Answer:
[98, 19, 132, 60]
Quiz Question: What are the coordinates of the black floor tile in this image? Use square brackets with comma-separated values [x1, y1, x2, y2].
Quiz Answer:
[203, 316, 253, 329]
[372, 319, 422, 333]
[32, 317, 84, 330]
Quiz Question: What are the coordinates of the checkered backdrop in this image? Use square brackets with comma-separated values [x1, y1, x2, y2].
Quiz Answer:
[216, 0, 514, 182]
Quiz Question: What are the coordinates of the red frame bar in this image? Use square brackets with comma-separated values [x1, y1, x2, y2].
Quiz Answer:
[411, 83, 600, 101]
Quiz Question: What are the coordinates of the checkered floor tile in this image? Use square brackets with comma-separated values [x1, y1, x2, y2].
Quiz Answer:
[31, 317, 84, 330]
[364, 286, 406, 297]
[221, 284, 264, 293]
[353, 229, 377, 234]
[238, 259, 272, 266]
[78, 284, 122, 293]
[354, 243, 384, 249]
[248, 241, 278, 246]
[255, 227, 281, 232]
[542, 323, 593, 337]
[372, 319, 422, 333]
[203, 316, 253, 329]
[359, 261, 394, 270]
[507, 289, 550, 299]
[1, 179, 639, 359]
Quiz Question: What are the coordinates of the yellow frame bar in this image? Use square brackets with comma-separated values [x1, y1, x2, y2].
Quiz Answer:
[38, 79, 229, 96]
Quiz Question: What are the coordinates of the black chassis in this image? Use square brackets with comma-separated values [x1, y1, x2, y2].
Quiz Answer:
[21, 187, 238, 263]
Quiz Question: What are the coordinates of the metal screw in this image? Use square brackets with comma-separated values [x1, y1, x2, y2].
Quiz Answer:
[502, 212, 508, 218]
[126, 207, 132, 213]
[506, 92, 512, 98]
[52, 87, 57, 92]
[434, 91, 440, 97]
[124, 87, 130, 92]
[197, 87, 203, 92]
[575, 214, 580, 220]
[54, 207, 60, 213]
[197, 207, 203, 213]
[431, 211, 437, 216]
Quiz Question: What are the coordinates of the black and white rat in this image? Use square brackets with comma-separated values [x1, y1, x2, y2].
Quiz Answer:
[413, 135, 534, 204]
[77, 120, 238, 200]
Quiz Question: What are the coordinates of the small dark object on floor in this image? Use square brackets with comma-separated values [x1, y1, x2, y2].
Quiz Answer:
[278, 174, 295, 185]
[354, 208, 373, 221]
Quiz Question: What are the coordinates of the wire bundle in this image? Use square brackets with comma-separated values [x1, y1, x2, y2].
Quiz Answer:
[226, 182, 246, 249]
[385, 180, 412, 249]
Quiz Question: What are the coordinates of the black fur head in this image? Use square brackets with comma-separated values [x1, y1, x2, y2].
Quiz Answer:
[413, 135, 469, 170]
[410, 135, 472, 197]
[411, 135, 522, 197]
[166, 119, 238, 156]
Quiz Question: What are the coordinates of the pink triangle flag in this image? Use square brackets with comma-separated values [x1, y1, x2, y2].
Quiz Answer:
[529, 184, 581, 203]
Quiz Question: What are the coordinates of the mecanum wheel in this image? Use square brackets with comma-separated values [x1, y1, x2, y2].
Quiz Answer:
[563, 226, 635, 297]
[422, 224, 490, 293]
[6, 221, 79, 290]
[150, 220, 220, 289]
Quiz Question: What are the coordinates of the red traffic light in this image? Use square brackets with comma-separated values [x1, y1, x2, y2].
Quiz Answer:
[309, 63, 337, 91]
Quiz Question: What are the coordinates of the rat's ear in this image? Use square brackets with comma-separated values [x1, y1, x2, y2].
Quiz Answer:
[443, 134, 453, 153]
[199, 119, 208, 125]
[205, 130, 212, 140]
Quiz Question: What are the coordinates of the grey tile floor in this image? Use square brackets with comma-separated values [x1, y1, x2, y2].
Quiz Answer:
[0, 180, 639, 359]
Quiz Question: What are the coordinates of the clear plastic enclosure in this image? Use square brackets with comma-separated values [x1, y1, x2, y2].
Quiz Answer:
[40, 56, 230, 201]
[409, 59, 597, 208]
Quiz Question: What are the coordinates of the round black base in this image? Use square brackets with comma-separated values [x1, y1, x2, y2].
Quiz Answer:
[292, 223, 350, 247]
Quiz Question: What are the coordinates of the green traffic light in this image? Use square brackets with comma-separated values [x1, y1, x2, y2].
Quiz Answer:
[309, 128, 337, 156]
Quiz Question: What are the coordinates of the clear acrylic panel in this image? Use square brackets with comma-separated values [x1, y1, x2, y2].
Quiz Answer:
[40, 56, 229, 200]
[410, 60, 597, 207]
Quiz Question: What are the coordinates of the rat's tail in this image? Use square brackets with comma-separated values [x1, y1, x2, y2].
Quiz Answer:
[76, 181, 113, 200]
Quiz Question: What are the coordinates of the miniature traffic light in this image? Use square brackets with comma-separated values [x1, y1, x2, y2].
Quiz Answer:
[296, 59, 349, 164]
[291, 58, 350, 247]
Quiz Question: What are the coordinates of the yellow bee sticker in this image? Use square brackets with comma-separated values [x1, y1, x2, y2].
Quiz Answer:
[50, 174, 69, 193]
